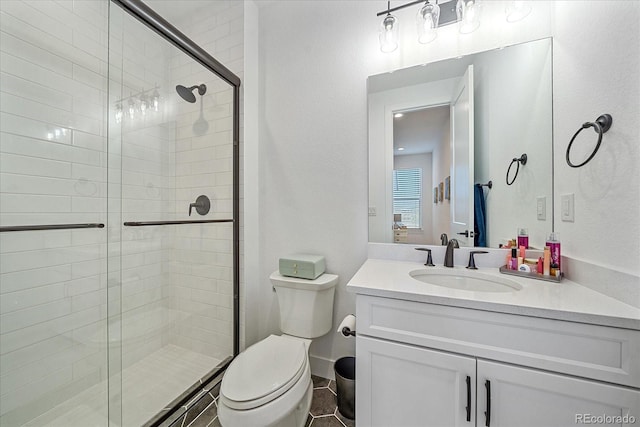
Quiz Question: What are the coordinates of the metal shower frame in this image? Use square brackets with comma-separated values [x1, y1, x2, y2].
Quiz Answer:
[110, 0, 241, 424]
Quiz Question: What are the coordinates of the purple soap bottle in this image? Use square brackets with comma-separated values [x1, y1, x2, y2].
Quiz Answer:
[546, 232, 561, 273]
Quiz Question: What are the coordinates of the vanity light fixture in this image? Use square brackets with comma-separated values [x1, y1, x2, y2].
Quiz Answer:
[113, 85, 162, 124]
[376, 0, 464, 52]
[377, 0, 531, 53]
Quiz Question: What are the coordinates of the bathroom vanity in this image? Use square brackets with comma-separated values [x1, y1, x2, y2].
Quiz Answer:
[347, 259, 640, 427]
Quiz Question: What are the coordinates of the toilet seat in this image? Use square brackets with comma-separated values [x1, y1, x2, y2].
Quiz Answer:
[221, 335, 307, 411]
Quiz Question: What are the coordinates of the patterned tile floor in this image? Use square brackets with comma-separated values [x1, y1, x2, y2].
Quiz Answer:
[170, 375, 355, 427]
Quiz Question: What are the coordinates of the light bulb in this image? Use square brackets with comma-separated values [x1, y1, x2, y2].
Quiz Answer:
[417, 1, 440, 44]
[115, 103, 123, 123]
[379, 14, 399, 53]
[457, 0, 482, 34]
[152, 89, 160, 112]
[140, 94, 148, 116]
[128, 98, 136, 119]
[505, 1, 531, 22]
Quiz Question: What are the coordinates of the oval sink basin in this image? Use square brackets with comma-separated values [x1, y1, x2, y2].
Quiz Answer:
[410, 269, 522, 293]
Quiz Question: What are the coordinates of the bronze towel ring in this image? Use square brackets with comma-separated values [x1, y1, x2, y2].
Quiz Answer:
[506, 154, 527, 186]
[566, 114, 613, 168]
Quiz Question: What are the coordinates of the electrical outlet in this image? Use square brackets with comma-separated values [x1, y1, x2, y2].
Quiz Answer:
[368, 207, 377, 216]
[561, 193, 575, 222]
[536, 196, 546, 220]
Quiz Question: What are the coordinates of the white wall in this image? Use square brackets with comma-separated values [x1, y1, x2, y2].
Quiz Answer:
[474, 39, 553, 248]
[253, 0, 639, 377]
[552, 1, 639, 276]
[255, 1, 372, 373]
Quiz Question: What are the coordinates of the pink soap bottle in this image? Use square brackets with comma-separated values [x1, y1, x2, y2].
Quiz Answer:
[546, 232, 561, 273]
[517, 228, 529, 249]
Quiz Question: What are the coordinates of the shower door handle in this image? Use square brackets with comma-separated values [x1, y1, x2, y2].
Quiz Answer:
[0, 223, 105, 232]
[189, 195, 211, 216]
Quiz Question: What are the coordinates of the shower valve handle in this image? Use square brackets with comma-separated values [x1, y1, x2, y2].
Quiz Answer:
[189, 195, 211, 216]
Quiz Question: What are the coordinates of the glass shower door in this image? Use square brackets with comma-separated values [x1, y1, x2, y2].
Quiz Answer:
[0, 1, 110, 425]
[108, 5, 235, 425]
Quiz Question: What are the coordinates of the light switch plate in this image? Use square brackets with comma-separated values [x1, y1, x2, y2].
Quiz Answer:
[368, 207, 377, 217]
[561, 193, 574, 222]
[536, 196, 546, 220]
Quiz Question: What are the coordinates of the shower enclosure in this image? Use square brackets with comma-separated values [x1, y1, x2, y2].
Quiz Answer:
[0, 0, 240, 425]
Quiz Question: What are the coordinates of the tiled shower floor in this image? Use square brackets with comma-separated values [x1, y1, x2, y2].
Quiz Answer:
[21, 345, 220, 427]
[168, 375, 355, 427]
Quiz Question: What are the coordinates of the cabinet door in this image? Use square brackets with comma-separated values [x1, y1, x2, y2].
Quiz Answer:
[357, 335, 476, 427]
[477, 360, 640, 427]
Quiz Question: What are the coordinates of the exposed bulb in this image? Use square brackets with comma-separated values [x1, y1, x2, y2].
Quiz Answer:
[140, 93, 148, 116]
[505, 0, 531, 22]
[128, 98, 136, 119]
[457, 0, 482, 34]
[379, 14, 398, 53]
[152, 89, 160, 112]
[115, 103, 123, 124]
[417, 1, 440, 44]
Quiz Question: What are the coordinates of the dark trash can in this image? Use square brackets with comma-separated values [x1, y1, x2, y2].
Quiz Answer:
[334, 356, 355, 420]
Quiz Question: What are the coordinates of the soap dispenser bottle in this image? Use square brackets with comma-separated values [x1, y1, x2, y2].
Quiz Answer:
[546, 232, 561, 273]
[517, 228, 529, 249]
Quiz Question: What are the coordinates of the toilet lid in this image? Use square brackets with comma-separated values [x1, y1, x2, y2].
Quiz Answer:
[221, 335, 307, 410]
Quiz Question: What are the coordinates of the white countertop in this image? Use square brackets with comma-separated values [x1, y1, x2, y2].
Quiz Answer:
[346, 259, 640, 330]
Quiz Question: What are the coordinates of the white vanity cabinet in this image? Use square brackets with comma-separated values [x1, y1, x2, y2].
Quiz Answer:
[358, 335, 476, 427]
[476, 360, 640, 427]
[355, 295, 640, 427]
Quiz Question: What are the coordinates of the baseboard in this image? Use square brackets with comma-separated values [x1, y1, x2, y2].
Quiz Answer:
[309, 354, 335, 380]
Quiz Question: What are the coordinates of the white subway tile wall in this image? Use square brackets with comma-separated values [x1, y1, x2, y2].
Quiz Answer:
[0, 1, 109, 425]
[0, 0, 244, 425]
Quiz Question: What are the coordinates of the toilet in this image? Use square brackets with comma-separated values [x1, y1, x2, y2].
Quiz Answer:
[218, 271, 339, 427]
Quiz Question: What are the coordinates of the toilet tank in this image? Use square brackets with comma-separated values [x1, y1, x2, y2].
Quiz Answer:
[270, 271, 339, 338]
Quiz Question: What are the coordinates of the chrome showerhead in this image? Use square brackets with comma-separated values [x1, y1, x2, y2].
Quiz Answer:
[175, 84, 207, 103]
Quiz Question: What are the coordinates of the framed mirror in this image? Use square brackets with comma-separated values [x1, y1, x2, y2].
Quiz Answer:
[368, 38, 553, 249]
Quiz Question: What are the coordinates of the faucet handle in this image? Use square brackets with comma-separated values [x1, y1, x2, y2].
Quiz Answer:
[188, 195, 211, 216]
[467, 250, 489, 270]
[415, 248, 435, 266]
[440, 233, 448, 246]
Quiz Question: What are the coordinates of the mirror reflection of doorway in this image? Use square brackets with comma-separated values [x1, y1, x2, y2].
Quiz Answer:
[393, 105, 450, 245]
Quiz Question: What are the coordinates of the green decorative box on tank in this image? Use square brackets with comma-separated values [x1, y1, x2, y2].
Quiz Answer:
[279, 254, 326, 280]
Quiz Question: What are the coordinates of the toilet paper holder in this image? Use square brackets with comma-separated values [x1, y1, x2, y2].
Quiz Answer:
[341, 326, 356, 337]
[338, 314, 356, 337]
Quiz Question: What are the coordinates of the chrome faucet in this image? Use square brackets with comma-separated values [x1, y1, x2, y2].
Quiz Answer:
[440, 233, 448, 246]
[444, 239, 459, 267]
